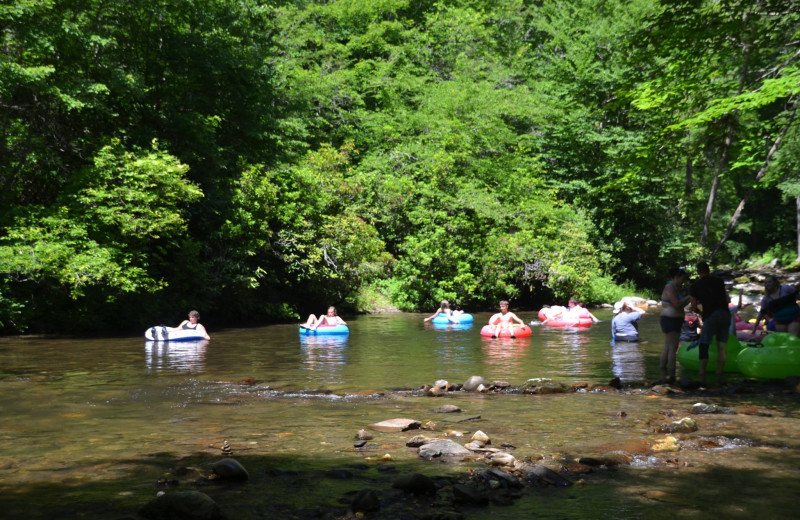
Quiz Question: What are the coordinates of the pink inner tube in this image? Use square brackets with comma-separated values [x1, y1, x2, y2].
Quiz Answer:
[545, 318, 592, 328]
[480, 325, 532, 337]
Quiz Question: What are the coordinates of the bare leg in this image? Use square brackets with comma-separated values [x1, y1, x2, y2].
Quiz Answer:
[716, 341, 727, 384]
[660, 331, 680, 383]
[304, 314, 318, 328]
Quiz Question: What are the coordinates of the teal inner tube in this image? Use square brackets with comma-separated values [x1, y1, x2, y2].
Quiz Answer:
[299, 324, 349, 335]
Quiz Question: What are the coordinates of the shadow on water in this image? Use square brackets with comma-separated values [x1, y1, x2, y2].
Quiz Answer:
[2, 312, 800, 519]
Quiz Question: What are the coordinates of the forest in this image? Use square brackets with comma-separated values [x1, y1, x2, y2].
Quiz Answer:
[1, 0, 799, 334]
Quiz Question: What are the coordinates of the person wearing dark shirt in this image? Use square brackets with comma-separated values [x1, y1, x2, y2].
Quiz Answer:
[688, 262, 730, 385]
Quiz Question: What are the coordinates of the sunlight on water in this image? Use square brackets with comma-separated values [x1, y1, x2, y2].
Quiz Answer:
[1, 310, 799, 519]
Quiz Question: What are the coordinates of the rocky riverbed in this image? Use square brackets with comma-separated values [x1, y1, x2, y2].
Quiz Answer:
[129, 375, 800, 520]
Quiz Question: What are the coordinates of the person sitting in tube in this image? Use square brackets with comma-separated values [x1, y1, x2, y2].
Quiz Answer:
[177, 310, 211, 340]
[423, 299, 462, 323]
[302, 306, 347, 331]
[488, 300, 525, 338]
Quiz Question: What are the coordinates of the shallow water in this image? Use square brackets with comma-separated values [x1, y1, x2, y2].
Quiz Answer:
[1, 310, 799, 519]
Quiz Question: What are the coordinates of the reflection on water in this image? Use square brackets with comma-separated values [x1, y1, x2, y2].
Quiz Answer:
[145, 340, 208, 373]
[480, 336, 531, 371]
[2, 310, 800, 520]
[299, 334, 348, 385]
[610, 340, 646, 382]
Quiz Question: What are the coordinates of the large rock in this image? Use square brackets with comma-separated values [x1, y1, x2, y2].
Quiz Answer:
[211, 458, 248, 481]
[368, 418, 421, 432]
[393, 473, 437, 495]
[518, 464, 573, 487]
[138, 491, 227, 520]
[657, 417, 698, 434]
[418, 439, 471, 459]
[462, 376, 490, 392]
[351, 489, 380, 513]
[520, 378, 571, 394]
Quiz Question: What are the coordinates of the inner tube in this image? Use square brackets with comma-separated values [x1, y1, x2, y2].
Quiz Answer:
[545, 318, 592, 328]
[431, 313, 474, 324]
[677, 334, 746, 373]
[736, 333, 800, 379]
[299, 324, 349, 335]
[480, 325, 532, 338]
[536, 307, 591, 327]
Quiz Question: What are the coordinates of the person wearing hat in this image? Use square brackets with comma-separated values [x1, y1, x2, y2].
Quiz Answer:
[611, 300, 646, 342]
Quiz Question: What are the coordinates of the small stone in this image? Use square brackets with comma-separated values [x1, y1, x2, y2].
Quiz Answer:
[356, 429, 373, 440]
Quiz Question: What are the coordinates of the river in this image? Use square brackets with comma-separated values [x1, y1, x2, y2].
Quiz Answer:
[1, 309, 799, 519]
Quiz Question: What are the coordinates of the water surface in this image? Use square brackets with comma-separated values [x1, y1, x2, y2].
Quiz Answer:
[1, 310, 799, 519]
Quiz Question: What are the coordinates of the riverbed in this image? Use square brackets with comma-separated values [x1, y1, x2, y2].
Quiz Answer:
[1, 310, 799, 519]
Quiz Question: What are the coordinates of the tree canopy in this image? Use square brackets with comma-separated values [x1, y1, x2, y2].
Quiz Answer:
[2, 0, 799, 334]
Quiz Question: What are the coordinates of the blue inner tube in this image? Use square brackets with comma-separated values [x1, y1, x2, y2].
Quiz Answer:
[299, 324, 349, 335]
[431, 313, 474, 324]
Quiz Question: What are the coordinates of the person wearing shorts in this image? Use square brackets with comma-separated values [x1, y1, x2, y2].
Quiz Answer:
[689, 262, 730, 385]
[659, 266, 691, 384]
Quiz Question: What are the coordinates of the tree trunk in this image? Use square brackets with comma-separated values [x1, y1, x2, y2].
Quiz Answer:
[701, 122, 734, 246]
[709, 97, 798, 260]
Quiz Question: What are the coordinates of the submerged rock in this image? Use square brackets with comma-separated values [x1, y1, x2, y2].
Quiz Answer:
[517, 464, 573, 487]
[138, 490, 227, 520]
[418, 439, 471, 459]
[692, 402, 734, 414]
[406, 434, 432, 447]
[658, 417, 698, 434]
[369, 418, 421, 432]
[393, 473, 437, 494]
[351, 489, 380, 513]
[651, 436, 681, 452]
[520, 378, 571, 394]
[211, 458, 248, 481]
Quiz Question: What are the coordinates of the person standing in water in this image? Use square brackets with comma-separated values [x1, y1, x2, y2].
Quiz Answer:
[689, 262, 730, 386]
[658, 266, 691, 384]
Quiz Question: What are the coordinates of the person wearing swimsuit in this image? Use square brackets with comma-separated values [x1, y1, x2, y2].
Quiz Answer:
[177, 310, 211, 340]
[303, 306, 347, 331]
[658, 266, 691, 384]
[488, 300, 525, 338]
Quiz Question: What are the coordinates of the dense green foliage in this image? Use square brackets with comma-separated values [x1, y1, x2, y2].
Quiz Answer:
[2, 0, 799, 334]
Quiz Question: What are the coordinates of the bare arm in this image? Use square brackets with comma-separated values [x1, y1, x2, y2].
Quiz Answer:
[424, 307, 444, 322]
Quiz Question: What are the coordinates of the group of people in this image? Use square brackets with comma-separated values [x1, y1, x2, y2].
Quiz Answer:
[654, 262, 730, 386]
[542, 298, 601, 325]
[653, 264, 800, 386]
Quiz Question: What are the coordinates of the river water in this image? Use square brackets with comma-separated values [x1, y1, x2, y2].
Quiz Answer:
[1, 310, 799, 519]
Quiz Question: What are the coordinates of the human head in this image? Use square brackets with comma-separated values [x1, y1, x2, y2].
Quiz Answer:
[614, 301, 631, 315]
[440, 300, 450, 310]
[188, 310, 200, 320]
[327, 306, 337, 316]
[695, 262, 710, 276]
[668, 266, 688, 282]
[568, 298, 578, 307]
[764, 275, 780, 293]
[499, 300, 509, 311]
